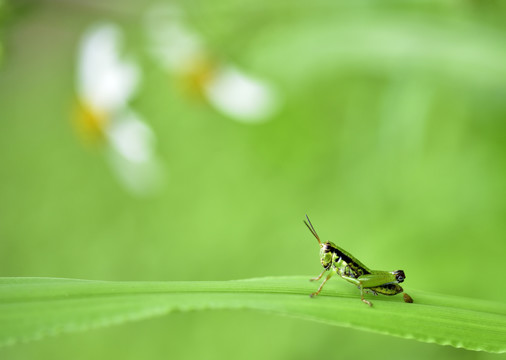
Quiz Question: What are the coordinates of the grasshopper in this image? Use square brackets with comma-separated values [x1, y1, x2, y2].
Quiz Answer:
[304, 215, 413, 306]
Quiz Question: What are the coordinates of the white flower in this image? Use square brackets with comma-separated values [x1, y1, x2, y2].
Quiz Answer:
[203, 66, 279, 123]
[106, 110, 155, 164]
[75, 22, 164, 196]
[77, 23, 140, 113]
[145, 4, 203, 73]
[144, 3, 281, 123]
[105, 109, 164, 196]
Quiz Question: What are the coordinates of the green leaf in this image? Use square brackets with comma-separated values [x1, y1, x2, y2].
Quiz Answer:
[0, 276, 504, 353]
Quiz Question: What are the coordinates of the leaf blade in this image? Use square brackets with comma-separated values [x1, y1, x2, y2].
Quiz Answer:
[0, 276, 504, 353]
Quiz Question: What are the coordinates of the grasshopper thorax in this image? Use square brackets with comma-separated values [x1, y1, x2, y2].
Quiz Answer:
[321, 241, 335, 253]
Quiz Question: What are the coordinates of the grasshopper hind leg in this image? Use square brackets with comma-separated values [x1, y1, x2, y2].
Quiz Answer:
[364, 288, 378, 296]
[359, 286, 373, 307]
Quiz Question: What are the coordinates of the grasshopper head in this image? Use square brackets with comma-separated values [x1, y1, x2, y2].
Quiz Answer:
[393, 270, 406, 283]
[319, 241, 334, 268]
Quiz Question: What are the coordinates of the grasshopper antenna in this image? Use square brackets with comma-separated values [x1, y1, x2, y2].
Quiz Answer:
[304, 214, 321, 245]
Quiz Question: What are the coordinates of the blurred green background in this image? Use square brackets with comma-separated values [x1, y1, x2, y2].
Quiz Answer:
[1, 0, 505, 359]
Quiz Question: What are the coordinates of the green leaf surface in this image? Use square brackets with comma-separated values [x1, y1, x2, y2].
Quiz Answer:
[0, 277, 504, 353]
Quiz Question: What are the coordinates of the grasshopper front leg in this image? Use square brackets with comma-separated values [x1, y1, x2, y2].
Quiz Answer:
[310, 271, 334, 298]
[310, 268, 329, 282]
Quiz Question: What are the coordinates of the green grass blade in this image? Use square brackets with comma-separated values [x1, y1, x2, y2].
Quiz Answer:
[0, 276, 504, 352]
